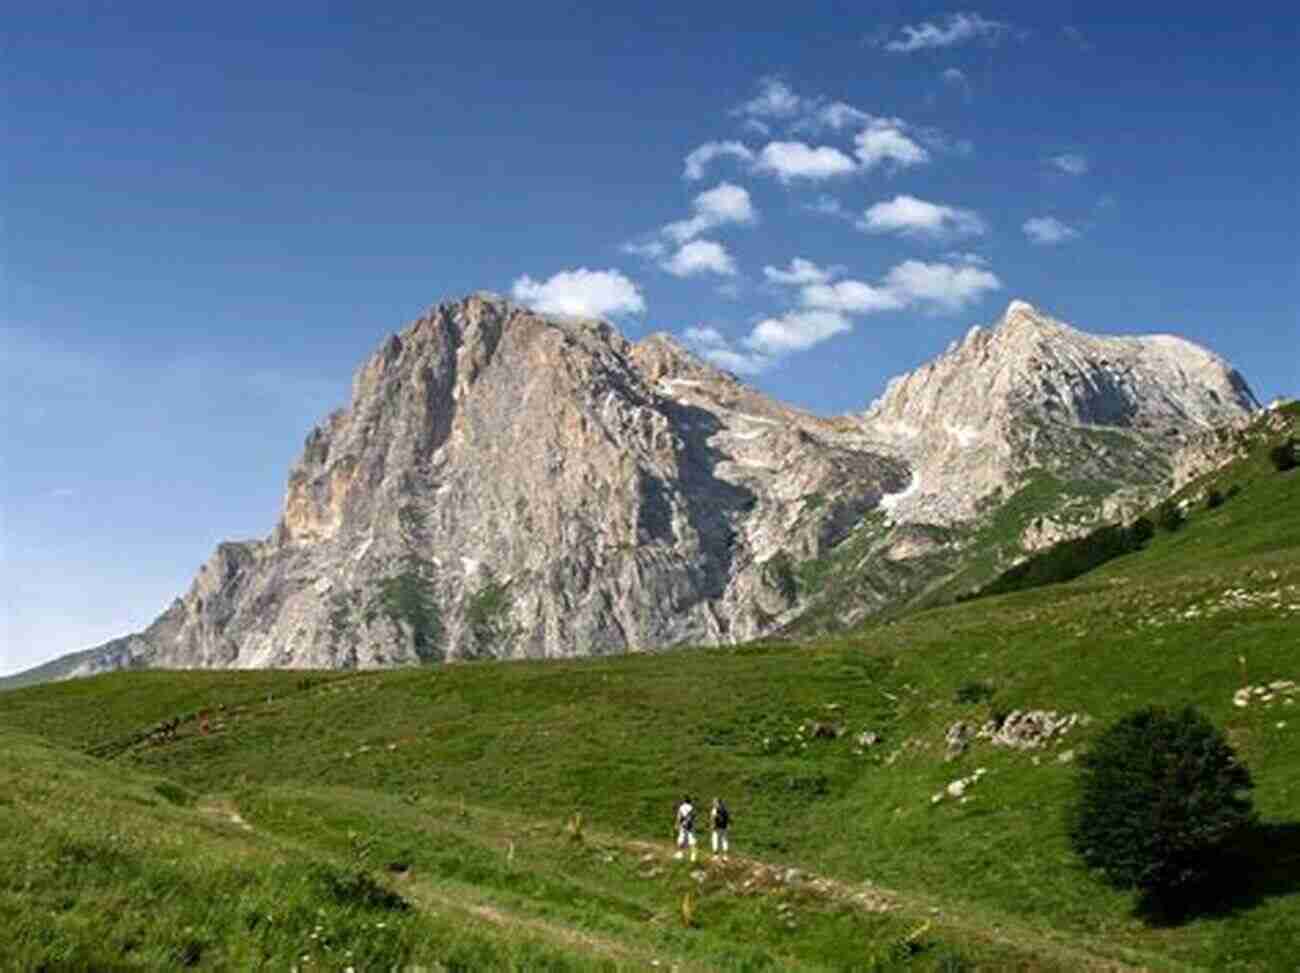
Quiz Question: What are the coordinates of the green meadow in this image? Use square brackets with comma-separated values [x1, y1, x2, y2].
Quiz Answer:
[2, 404, 1297, 970]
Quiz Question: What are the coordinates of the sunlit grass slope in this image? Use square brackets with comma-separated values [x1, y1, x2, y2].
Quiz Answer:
[2, 404, 1296, 970]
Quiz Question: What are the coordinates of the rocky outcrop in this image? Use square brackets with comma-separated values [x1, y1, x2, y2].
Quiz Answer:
[42, 296, 1259, 677]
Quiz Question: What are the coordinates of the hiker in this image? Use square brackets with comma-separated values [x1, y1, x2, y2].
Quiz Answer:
[674, 795, 698, 862]
[710, 797, 730, 858]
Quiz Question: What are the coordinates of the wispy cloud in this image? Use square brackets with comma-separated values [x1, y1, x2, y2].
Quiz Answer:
[858, 194, 987, 240]
[1023, 216, 1080, 245]
[879, 12, 1011, 52]
[727, 79, 947, 173]
[803, 195, 852, 220]
[663, 182, 757, 242]
[683, 325, 726, 346]
[732, 77, 807, 122]
[1049, 153, 1089, 176]
[681, 325, 770, 375]
[625, 183, 756, 277]
[808, 101, 873, 132]
[940, 67, 972, 100]
[621, 239, 667, 261]
[763, 257, 835, 286]
[683, 141, 755, 181]
[1062, 25, 1093, 51]
[682, 256, 1001, 373]
[511, 268, 646, 317]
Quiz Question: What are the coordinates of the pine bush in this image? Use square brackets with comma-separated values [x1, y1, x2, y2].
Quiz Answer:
[1156, 500, 1185, 533]
[1069, 706, 1255, 913]
[1270, 438, 1297, 472]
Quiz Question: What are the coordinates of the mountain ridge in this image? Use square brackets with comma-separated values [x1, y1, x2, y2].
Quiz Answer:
[9, 295, 1261, 683]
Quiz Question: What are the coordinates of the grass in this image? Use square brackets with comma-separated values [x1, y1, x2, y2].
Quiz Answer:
[0, 733, 615, 971]
[2, 403, 1297, 969]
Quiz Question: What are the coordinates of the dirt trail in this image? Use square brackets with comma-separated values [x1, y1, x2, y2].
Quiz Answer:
[616, 838, 1154, 973]
[197, 797, 253, 831]
[401, 879, 700, 972]
[202, 790, 1158, 972]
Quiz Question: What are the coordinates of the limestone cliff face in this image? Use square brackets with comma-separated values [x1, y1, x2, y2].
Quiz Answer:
[89, 295, 905, 670]
[57, 296, 1258, 675]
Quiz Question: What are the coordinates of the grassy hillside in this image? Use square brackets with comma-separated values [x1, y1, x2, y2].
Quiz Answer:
[2, 405, 1297, 969]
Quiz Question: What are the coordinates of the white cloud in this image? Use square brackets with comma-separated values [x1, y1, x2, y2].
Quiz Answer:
[756, 141, 857, 182]
[733, 77, 805, 120]
[854, 124, 929, 170]
[685, 254, 1003, 373]
[680, 326, 771, 374]
[801, 279, 904, 314]
[1049, 153, 1089, 176]
[810, 101, 873, 131]
[745, 309, 853, 355]
[700, 346, 771, 375]
[683, 325, 726, 346]
[738, 78, 875, 135]
[621, 239, 667, 260]
[683, 140, 755, 181]
[625, 184, 756, 272]
[1023, 216, 1080, 245]
[730, 79, 951, 173]
[882, 259, 1002, 311]
[859, 194, 986, 240]
[804, 195, 850, 219]
[663, 239, 736, 277]
[664, 182, 757, 243]
[511, 268, 646, 318]
[763, 257, 834, 286]
[882, 12, 1010, 52]
[696, 183, 756, 224]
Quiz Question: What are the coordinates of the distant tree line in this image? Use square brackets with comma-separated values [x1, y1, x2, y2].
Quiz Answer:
[958, 517, 1158, 603]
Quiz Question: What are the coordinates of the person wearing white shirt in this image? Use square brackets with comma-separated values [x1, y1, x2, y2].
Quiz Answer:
[674, 795, 698, 862]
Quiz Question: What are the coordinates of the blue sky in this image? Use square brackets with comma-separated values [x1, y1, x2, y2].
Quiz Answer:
[4, 3, 1297, 674]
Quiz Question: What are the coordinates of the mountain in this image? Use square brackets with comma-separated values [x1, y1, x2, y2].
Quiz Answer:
[9, 295, 1259, 682]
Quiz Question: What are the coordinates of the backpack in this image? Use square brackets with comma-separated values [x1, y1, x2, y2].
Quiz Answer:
[714, 802, 729, 829]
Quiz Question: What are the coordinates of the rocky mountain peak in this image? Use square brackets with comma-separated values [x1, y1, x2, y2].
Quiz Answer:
[861, 300, 1257, 523]
[1000, 298, 1051, 329]
[45, 295, 1262, 680]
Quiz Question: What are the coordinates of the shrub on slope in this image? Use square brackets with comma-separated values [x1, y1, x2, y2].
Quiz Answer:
[1069, 706, 1255, 918]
